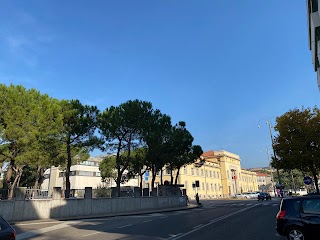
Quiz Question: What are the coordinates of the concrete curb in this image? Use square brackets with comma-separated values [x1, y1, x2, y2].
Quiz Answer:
[11, 204, 202, 225]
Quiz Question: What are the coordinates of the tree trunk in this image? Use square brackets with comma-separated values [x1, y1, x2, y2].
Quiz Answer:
[151, 164, 156, 189]
[160, 169, 163, 185]
[312, 171, 319, 193]
[140, 174, 143, 196]
[33, 165, 42, 198]
[174, 168, 180, 185]
[65, 141, 72, 198]
[9, 166, 23, 199]
[116, 167, 121, 197]
[170, 165, 173, 185]
[3, 162, 13, 195]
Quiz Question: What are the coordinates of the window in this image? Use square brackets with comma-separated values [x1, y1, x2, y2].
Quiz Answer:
[209, 171, 212, 178]
[302, 199, 320, 214]
[78, 171, 94, 176]
[191, 168, 194, 175]
[196, 169, 199, 176]
[205, 171, 208, 177]
[96, 172, 101, 177]
[211, 183, 213, 191]
[206, 183, 209, 190]
[215, 184, 217, 191]
[184, 167, 187, 174]
[217, 172, 219, 179]
[59, 172, 65, 177]
[166, 168, 171, 175]
[202, 182, 205, 190]
[213, 172, 216, 178]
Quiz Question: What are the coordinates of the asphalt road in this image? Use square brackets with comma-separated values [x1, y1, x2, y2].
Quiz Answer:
[14, 199, 284, 240]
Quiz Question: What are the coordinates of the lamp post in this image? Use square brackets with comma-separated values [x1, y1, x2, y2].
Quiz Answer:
[266, 148, 276, 196]
[258, 118, 282, 185]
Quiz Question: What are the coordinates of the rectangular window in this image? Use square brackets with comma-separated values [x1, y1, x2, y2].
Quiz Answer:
[211, 183, 213, 191]
[209, 171, 212, 178]
[166, 168, 171, 175]
[184, 167, 187, 175]
[196, 169, 199, 176]
[205, 171, 208, 177]
[206, 183, 209, 190]
[213, 172, 216, 178]
[78, 171, 94, 176]
[191, 168, 194, 175]
[96, 172, 101, 177]
[215, 184, 217, 191]
[202, 182, 205, 190]
[217, 172, 219, 179]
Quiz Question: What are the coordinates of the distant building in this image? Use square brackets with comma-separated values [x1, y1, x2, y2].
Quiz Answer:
[307, 0, 320, 88]
[42, 156, 138, 195]
[256, 172, 273, 192]
[143, 150, 259, 199]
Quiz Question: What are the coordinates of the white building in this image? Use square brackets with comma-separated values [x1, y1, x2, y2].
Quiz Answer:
[307, 0, 320, 88]
[42, 156, 138, 194]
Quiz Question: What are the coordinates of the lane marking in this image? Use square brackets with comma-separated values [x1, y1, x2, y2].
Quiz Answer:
[166, 205, 256, 240]
[193, 224, 203, 229]
[117, 224, 132, 229]
[83, 232, 100, 237]
[14, 221, 62, 226]
[16, 221, 78, 240]
[168, 233, 182, 239]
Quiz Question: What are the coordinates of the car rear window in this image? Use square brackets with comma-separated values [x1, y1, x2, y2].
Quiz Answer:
[302, 199, 320, 214]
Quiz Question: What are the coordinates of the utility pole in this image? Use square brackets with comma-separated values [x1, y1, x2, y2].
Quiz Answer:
[266, 148, 276, 196]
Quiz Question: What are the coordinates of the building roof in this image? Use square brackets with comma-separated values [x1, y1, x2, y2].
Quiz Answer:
[256, 173, 270, 177]
[202, 150, 215, 158]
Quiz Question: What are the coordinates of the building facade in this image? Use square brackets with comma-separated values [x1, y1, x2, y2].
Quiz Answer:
[42, 156, 138, 195]
[143, 150, 259, 199]
[307, 0, 320, 87]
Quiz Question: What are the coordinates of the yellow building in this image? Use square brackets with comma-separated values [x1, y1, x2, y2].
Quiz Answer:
[144, 150, 259, 199]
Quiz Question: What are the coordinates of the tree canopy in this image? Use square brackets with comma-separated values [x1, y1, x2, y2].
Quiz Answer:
[272, 107, 320, 193]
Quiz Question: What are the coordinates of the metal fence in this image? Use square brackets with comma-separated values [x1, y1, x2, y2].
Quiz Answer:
[25, 189, 50, 199]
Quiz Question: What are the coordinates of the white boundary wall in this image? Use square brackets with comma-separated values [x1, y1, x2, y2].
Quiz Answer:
[0, 196, 186, 222]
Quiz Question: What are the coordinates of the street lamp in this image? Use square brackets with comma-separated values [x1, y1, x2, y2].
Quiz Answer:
[258, 118, 282, 185]
[266, 147, 276, 196]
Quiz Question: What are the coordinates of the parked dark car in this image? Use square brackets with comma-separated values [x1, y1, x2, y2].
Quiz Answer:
[0, 216, 15, 240]
[257, 192, 271, 201]
[276, 195, 320, 240]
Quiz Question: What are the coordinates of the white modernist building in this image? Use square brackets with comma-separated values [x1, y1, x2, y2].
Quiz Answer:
[42, 156, 138, 194]
[307, 0, 320, 88]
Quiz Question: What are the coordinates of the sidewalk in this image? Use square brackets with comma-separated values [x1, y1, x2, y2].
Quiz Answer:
[11, 203, 201, 225]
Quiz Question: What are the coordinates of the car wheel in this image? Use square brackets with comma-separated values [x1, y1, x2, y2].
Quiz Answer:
[286, 226, 305, 240]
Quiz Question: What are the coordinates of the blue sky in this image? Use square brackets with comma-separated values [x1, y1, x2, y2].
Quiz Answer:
[0, 1, 319, 168]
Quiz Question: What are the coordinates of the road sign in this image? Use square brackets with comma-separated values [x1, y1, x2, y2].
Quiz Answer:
[145, 171, 149, 181]
[303, 176, 313, 185]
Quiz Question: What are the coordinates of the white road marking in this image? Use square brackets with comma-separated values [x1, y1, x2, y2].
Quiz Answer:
[167, 233, 182, 239]
[193, 224, 203, 229]
[166, 205, 256, 240]
[14, 221, 61, 226]
[16, 221, 78, 240]
[117, 224, 133, 229]
[83, 232, 100, 237]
